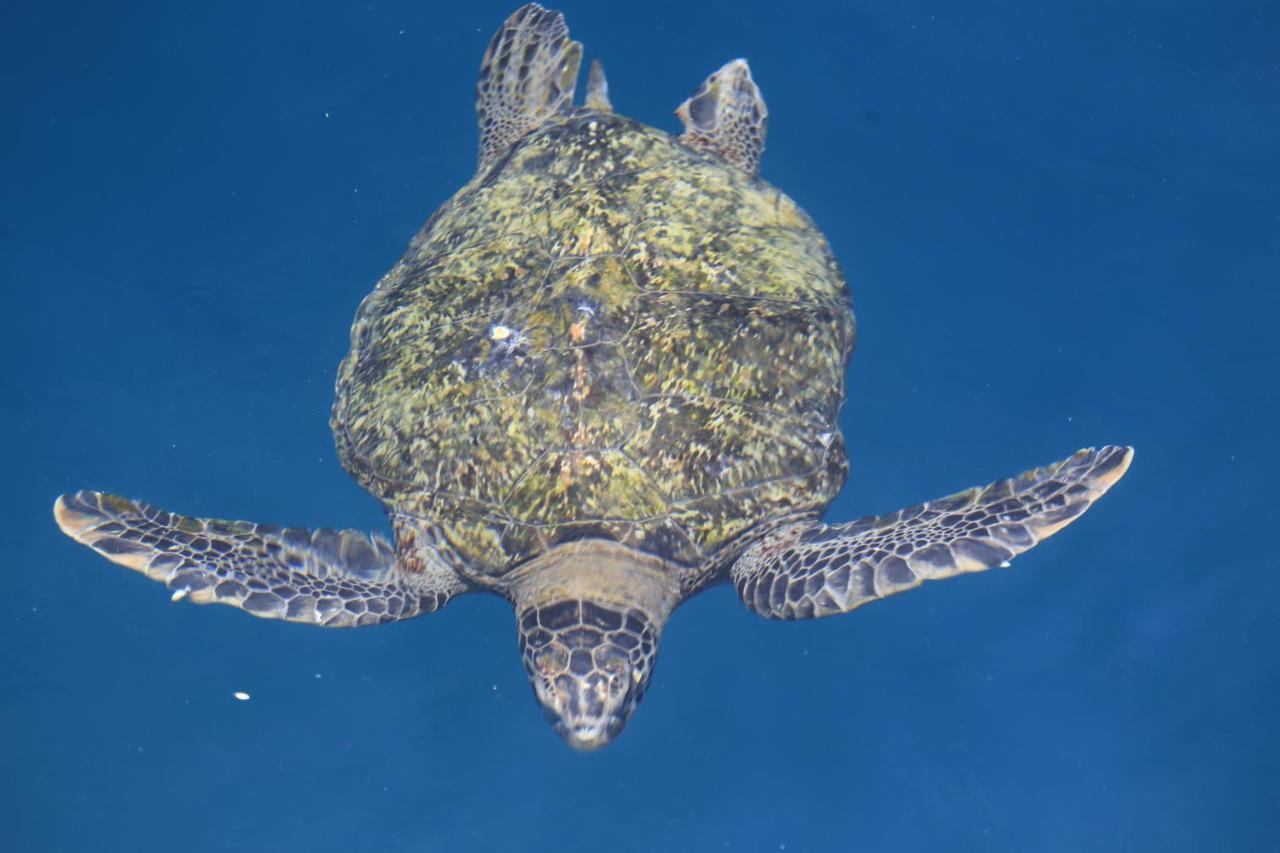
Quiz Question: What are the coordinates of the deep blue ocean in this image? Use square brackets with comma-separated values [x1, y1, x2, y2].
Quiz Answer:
[4, 1, 1278, 850]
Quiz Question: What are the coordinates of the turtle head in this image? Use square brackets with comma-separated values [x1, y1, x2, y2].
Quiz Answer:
[517, 599, 660, 750]
[508, 540, 677, 750]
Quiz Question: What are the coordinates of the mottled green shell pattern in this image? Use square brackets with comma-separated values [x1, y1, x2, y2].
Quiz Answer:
[333, 110, 854, 575]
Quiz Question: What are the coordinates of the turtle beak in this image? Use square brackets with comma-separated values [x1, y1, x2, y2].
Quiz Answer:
[541, 668, 634, 751]
[565, 723, 613, 751]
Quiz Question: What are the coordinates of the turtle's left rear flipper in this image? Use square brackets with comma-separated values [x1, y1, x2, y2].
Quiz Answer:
[731, 446, 1133, 620]
[54, 491, 466, 627]
[476, 3, 582, 171]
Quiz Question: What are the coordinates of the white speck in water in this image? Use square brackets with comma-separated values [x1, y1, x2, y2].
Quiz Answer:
[314, 673, 323, 679]
[324, 111, 331, 119]
[490, 324, 513, 341]
[233, 691, 251, 702]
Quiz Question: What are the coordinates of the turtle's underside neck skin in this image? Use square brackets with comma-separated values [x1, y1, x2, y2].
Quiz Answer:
[52, 4, 1133, 751]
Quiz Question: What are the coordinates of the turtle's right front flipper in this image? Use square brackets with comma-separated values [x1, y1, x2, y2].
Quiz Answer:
[53, 491, 467, 627]
[731, 446, 1133, 620]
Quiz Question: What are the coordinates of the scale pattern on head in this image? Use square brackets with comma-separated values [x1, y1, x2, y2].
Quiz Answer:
[517, 599, 658, 749]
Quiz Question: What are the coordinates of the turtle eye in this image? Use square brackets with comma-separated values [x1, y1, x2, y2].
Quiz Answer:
[593, 647, 631, 694]
[594, 645, 627, 672]
[603, 657, 625, 675]
[534, 644, 568, 675]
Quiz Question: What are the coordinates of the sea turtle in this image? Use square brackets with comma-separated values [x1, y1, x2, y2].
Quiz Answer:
[53, 4, 1132, 751]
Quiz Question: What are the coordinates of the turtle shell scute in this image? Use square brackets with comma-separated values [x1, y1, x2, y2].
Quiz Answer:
[332, 111, 854, 575]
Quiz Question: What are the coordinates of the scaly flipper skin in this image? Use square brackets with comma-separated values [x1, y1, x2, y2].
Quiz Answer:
[53, 491, 467, 627]
[476, 3, 583, 171]
[731, 446, 1133, 620]
[677, 59, 768, 174]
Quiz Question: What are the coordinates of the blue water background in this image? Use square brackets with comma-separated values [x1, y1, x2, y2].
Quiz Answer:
[4, 1, 1277, 850]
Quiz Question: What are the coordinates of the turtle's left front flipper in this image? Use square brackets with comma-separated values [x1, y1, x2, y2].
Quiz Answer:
[54, 491, 468, 627]
[732, 446, 1133, 620]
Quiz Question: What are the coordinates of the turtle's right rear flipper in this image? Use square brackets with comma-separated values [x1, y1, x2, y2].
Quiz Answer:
[476, 3, 583, 171]
[677, 59, 768, 174]
[53, 491, 465, 627]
